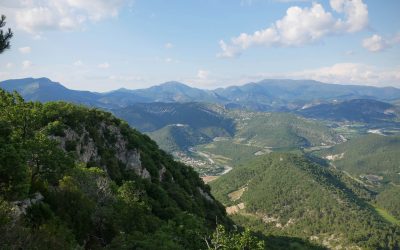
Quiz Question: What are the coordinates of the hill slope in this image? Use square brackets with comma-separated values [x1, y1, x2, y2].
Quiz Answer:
[147, 124, 209, 152]
[233, 112, 343, 148]
[315, 134, 400, 186]
[0, 77, 101, 106]
[0, 89, 229, 249]
[298, 99, 400, 123]
[210, 153, 400, 249]
[112, 102, 235, 133]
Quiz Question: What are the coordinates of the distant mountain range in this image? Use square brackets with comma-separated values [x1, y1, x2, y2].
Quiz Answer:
[2, 77, 400, 111]
[112, 102, 235, 152]
[298, 99, 400, 123]
[112, 102, 234, 133]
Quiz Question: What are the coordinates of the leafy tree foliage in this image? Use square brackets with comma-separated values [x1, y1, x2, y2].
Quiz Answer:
[205, 224, 265, 250]
[0, 90, 238, 249]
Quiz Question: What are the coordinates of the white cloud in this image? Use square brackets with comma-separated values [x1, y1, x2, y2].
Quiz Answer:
[362, 33, 400, 52]
[73, 60, 84, 67]
[330, 0, 368, 33]
[219, 0, 368, 58]
[2, 0, 130, 34]
[188, 63, 400, 89]
[19, 46, 32, 54]
[22, 60, 32, 69]
[362, 35, 388, 52]
[284, 63, 400, 87]
[5, 62, 14, 69]
[197, 69, 210, 79]
[165, 58, 173, 63]
[165, 42, 173, 49]
[98, 62, 110, 69]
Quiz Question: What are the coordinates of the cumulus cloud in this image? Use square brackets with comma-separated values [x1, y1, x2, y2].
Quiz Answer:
[1, 0, 130, 34]
[19, 46, 31, 54]
[362, 33, 400, 52]
[218, 0, 368, 58]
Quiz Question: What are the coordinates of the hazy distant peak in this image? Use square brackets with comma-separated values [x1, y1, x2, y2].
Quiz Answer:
[154, 81, 193, 90]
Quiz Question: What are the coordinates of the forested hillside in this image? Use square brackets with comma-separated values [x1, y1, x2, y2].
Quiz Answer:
[314, 134, 400, 226]
[0, 90, 232, 249]
[316, 134, 400, 186]
[232, 112, 343, 148]
[211, 153, 400, 249]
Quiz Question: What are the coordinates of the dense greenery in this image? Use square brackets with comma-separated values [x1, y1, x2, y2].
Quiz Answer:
[0, 90, 235, 249]
[197, 140, 262, 167]
[232, 112, 342, 148]
[148, 124, 210, 152]
[376, 186, 400, 222]
[211, 153, 400, 249]
[316, 134, 400, 185]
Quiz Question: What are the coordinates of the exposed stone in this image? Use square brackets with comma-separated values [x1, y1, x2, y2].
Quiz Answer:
[50, 128, 100, 163]
[51, 124, 151, 179]
[11, 192, 44, 218]
[106, 124, 149, 179]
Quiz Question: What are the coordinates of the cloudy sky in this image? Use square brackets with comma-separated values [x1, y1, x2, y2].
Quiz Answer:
[0, 0, 399, 91]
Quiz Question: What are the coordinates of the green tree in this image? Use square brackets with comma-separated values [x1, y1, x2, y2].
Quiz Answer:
[0, 15, 13, 54]
[205, 225, 265, 250]
[27, 132, 73, 190]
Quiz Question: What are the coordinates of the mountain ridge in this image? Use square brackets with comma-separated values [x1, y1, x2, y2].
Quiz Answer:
[2, 78, 400, 111]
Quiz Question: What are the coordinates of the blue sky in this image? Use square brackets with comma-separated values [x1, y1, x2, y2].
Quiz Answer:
[0, 0, 399, 91]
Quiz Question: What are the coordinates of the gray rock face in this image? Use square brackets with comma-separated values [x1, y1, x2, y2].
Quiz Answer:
[50, 128, 99, 163]
[51, 124, 150, 179]
[106, 124, 149, 179]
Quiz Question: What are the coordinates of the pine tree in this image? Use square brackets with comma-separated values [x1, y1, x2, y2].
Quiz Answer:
[0, 15, 13, 54]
